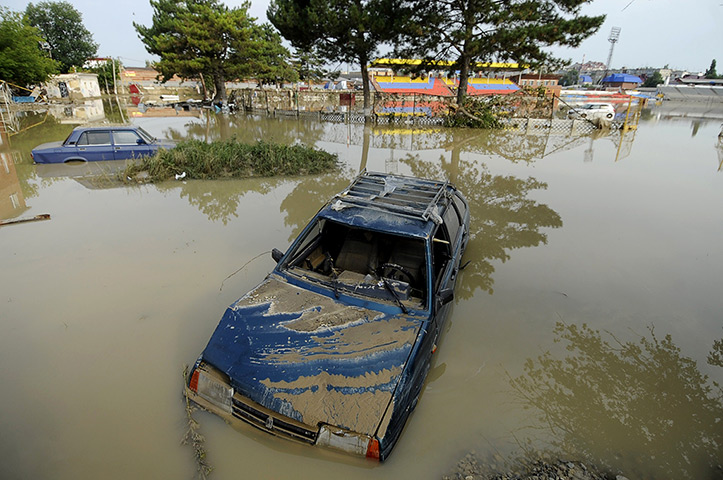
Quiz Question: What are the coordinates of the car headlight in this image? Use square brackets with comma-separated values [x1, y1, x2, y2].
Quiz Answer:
[189, 363, 233, 413]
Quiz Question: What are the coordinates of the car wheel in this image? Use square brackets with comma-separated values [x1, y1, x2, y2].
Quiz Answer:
[606, 113, 613, 119]
[580, 113, 587, 118]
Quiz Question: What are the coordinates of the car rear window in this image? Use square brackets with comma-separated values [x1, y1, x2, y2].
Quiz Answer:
[77, 131, 111, 146]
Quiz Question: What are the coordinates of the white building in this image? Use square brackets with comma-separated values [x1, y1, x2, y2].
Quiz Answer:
[45, 73, 101, 100]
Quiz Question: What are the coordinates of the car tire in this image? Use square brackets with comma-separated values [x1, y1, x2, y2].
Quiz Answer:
[606, 113, 613, 119]
[580, 113, 587, 119]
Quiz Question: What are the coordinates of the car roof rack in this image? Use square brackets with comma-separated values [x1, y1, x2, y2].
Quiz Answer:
[333, 171, 450, 224]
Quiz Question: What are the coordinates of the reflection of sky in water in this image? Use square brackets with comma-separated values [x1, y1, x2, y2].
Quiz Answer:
[1, 106, 722, 479]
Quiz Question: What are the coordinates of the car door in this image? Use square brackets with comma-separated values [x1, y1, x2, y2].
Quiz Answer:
[74, 130, 114, 161]
[111, 130, 153, 160]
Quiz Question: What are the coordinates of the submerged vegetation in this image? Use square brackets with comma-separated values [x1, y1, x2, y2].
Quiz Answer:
[123, 138, 339, 182]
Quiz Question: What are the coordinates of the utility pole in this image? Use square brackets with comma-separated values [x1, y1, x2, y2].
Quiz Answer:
[112, 57, 118, 95]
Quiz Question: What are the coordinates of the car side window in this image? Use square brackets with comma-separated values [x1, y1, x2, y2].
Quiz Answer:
[113, 131, 142, 145]
[432, 226, 451, 288]
[442, 204, 461, 243]
[77, 131, 111, 146]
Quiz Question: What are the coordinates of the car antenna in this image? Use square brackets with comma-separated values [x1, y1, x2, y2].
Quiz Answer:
[220, 250, 271, 291]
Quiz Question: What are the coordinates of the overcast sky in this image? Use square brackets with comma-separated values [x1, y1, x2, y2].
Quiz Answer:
[4, 0, 722, 73]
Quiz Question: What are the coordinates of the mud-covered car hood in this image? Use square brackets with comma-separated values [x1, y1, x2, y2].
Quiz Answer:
[201, 275, 423, 437]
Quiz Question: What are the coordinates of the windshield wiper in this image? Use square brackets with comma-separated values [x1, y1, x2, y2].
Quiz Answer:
[380, 277, 408, 314]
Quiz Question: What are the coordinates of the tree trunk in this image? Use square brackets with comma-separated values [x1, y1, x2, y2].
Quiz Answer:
[211, 73, 227, 105]
[198, 72, 209, 101]
[456, 55, 471, 109]
[360, 57, 372, 120]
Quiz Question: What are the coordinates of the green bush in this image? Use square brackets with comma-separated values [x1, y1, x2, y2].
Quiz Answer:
[123, 138, 339, 182]
[445, 97, 503, 129]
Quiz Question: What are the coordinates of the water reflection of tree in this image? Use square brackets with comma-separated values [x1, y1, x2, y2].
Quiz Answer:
[402, 151, 562, 297]
[164, 112, 327, 148]
[155, 177, 282, 225]
[279, 171, 353, 242]
[510, 322, 723, 479]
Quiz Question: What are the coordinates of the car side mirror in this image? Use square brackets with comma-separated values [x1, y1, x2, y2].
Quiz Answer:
[271, 248, 284, 263]
[436, 288, 454, 309]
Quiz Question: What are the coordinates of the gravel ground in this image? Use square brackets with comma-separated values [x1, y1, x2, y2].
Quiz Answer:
[443, 453, 627, 480]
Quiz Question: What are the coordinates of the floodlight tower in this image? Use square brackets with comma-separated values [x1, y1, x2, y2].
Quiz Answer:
[602, 27, 622, 82]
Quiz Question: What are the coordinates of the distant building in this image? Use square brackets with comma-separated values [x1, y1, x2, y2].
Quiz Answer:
[517, 73, 560, 87]
[602, 73, 642, 89]
[45, 73, 101, 99]
[83, 57, 111, 69]
[676, 75, 723, 86]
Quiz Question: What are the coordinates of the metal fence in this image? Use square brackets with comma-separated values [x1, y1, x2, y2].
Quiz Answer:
[232, 88, 634, 131]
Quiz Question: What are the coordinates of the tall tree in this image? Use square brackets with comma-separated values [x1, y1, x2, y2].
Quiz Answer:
[268, 0, 404, 115]
[704, 59, 718, 79]
[0, 7, 58, 88]
[247, 23, 299, 87]
[292, 46, 331, 88]
[395, 0, 605, 107]
[25, 1, 97, 73]
[83, 59, 118, 94]
[135, 0, 257, 104]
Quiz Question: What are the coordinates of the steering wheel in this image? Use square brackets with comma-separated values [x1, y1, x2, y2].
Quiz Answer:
[377, 263, 415, 285]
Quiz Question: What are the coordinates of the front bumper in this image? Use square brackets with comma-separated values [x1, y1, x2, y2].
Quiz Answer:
[185, 363, 380, 460]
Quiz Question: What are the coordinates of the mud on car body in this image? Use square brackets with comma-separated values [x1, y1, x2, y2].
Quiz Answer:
[186, 171, 470, 461]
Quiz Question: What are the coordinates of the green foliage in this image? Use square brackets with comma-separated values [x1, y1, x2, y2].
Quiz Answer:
[559, 69, 579, 86]
[445, 98, 503, 129]
[247, 23, 298, 87]
[642, 71, 663, 88]
[268, 0, 405, 110]
[395, 0, 605, 105]
[0, 7, 58, 88]
[123, 138, 339, 182]
[292, 47, 330, 86]
[135, 0, 256, 103]
[25, 1, 97, 73]
[83, 59, 118, 93]
[135, 0, 296, 102]
[704, 59, 719, 79]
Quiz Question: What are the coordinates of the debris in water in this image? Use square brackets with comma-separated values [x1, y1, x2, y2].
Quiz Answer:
[181, 365, 213, 479]
[0, 214, 51, 227]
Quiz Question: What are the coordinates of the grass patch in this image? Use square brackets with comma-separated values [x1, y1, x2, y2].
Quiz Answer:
[123, 138, 339, 182]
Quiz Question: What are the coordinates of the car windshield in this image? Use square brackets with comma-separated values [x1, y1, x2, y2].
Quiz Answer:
[282, 218, 428, 310]
[136, 127, 156, 143]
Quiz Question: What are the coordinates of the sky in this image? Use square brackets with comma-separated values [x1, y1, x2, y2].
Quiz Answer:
[3, 0, 722, 73]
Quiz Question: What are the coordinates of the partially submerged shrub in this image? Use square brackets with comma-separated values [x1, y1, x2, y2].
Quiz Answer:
[123, 138, 339, 182]
[445, 97, 503, 129]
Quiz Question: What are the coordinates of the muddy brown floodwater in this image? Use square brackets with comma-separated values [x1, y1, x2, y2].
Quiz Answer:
[1, 100, 722, 479]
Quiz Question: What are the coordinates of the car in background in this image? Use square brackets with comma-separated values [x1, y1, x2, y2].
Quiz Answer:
[31, 125, 175, 164]
[567, 102, 616, 121]
[185, 171, 470, 461]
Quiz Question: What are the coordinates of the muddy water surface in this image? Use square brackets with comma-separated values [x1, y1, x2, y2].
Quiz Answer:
[1, 103, 722, 479]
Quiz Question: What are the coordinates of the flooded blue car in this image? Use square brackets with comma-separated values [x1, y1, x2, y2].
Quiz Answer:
[31, 125, 175, 164]
[186, 171, 470, 461]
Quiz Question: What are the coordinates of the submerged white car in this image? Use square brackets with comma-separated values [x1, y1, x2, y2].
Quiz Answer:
[567, 103, 616, 121]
